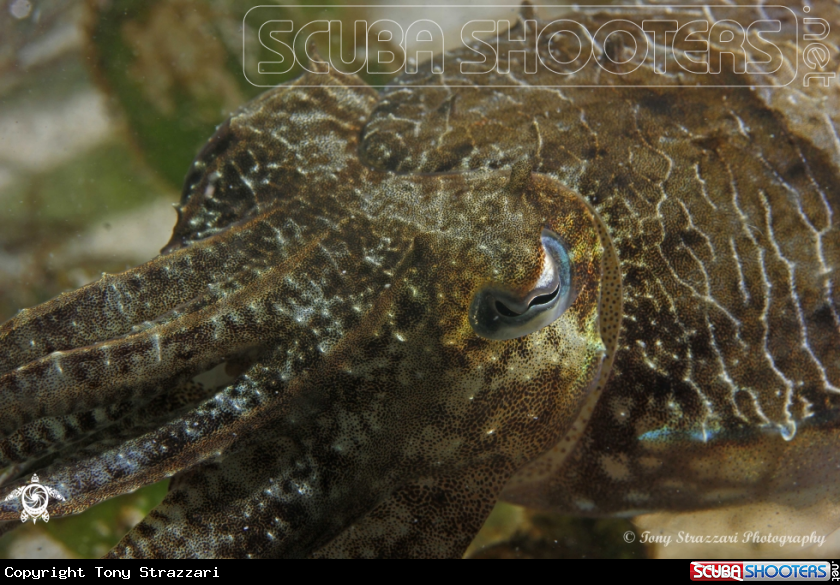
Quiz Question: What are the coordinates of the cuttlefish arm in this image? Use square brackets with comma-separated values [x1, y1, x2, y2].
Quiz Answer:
[0, 64, 609, 558]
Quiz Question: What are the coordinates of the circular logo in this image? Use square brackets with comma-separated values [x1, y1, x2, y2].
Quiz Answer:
[3, 474, 65, 524]
[20, 483, 51, 521]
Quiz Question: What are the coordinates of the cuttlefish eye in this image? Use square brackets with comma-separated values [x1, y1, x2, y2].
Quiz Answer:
[470, 228, 575, 340]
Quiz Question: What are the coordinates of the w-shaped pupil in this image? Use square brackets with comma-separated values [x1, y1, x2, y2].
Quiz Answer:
[494, 285, 561, 317]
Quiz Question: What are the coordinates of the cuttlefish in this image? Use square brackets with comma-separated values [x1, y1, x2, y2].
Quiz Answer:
[1, 5, 839, 558]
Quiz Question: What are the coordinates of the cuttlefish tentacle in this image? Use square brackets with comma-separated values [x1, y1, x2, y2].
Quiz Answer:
[0, 62, 376, 381]
[0, 240, 258, 378]
[1, 360, 284, 520]
[0, 398, 139, 469]
[0, 222, 324, 390]
[0, 374, 224, 479]
[0, 219, 337, 434]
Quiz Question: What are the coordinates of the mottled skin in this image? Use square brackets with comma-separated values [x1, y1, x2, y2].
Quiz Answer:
[362, 6, 840, 520]
[0, 3, 839, 557]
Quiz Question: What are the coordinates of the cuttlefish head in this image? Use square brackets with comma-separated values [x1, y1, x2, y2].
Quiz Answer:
[366, 161, 609, 463]
[0, 68, 611, 558]
[245, 158, 613, 557]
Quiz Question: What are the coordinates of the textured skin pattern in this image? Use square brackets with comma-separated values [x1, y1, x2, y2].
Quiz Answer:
[0, 2, 838, 558]
[357, 4, 840, 519]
